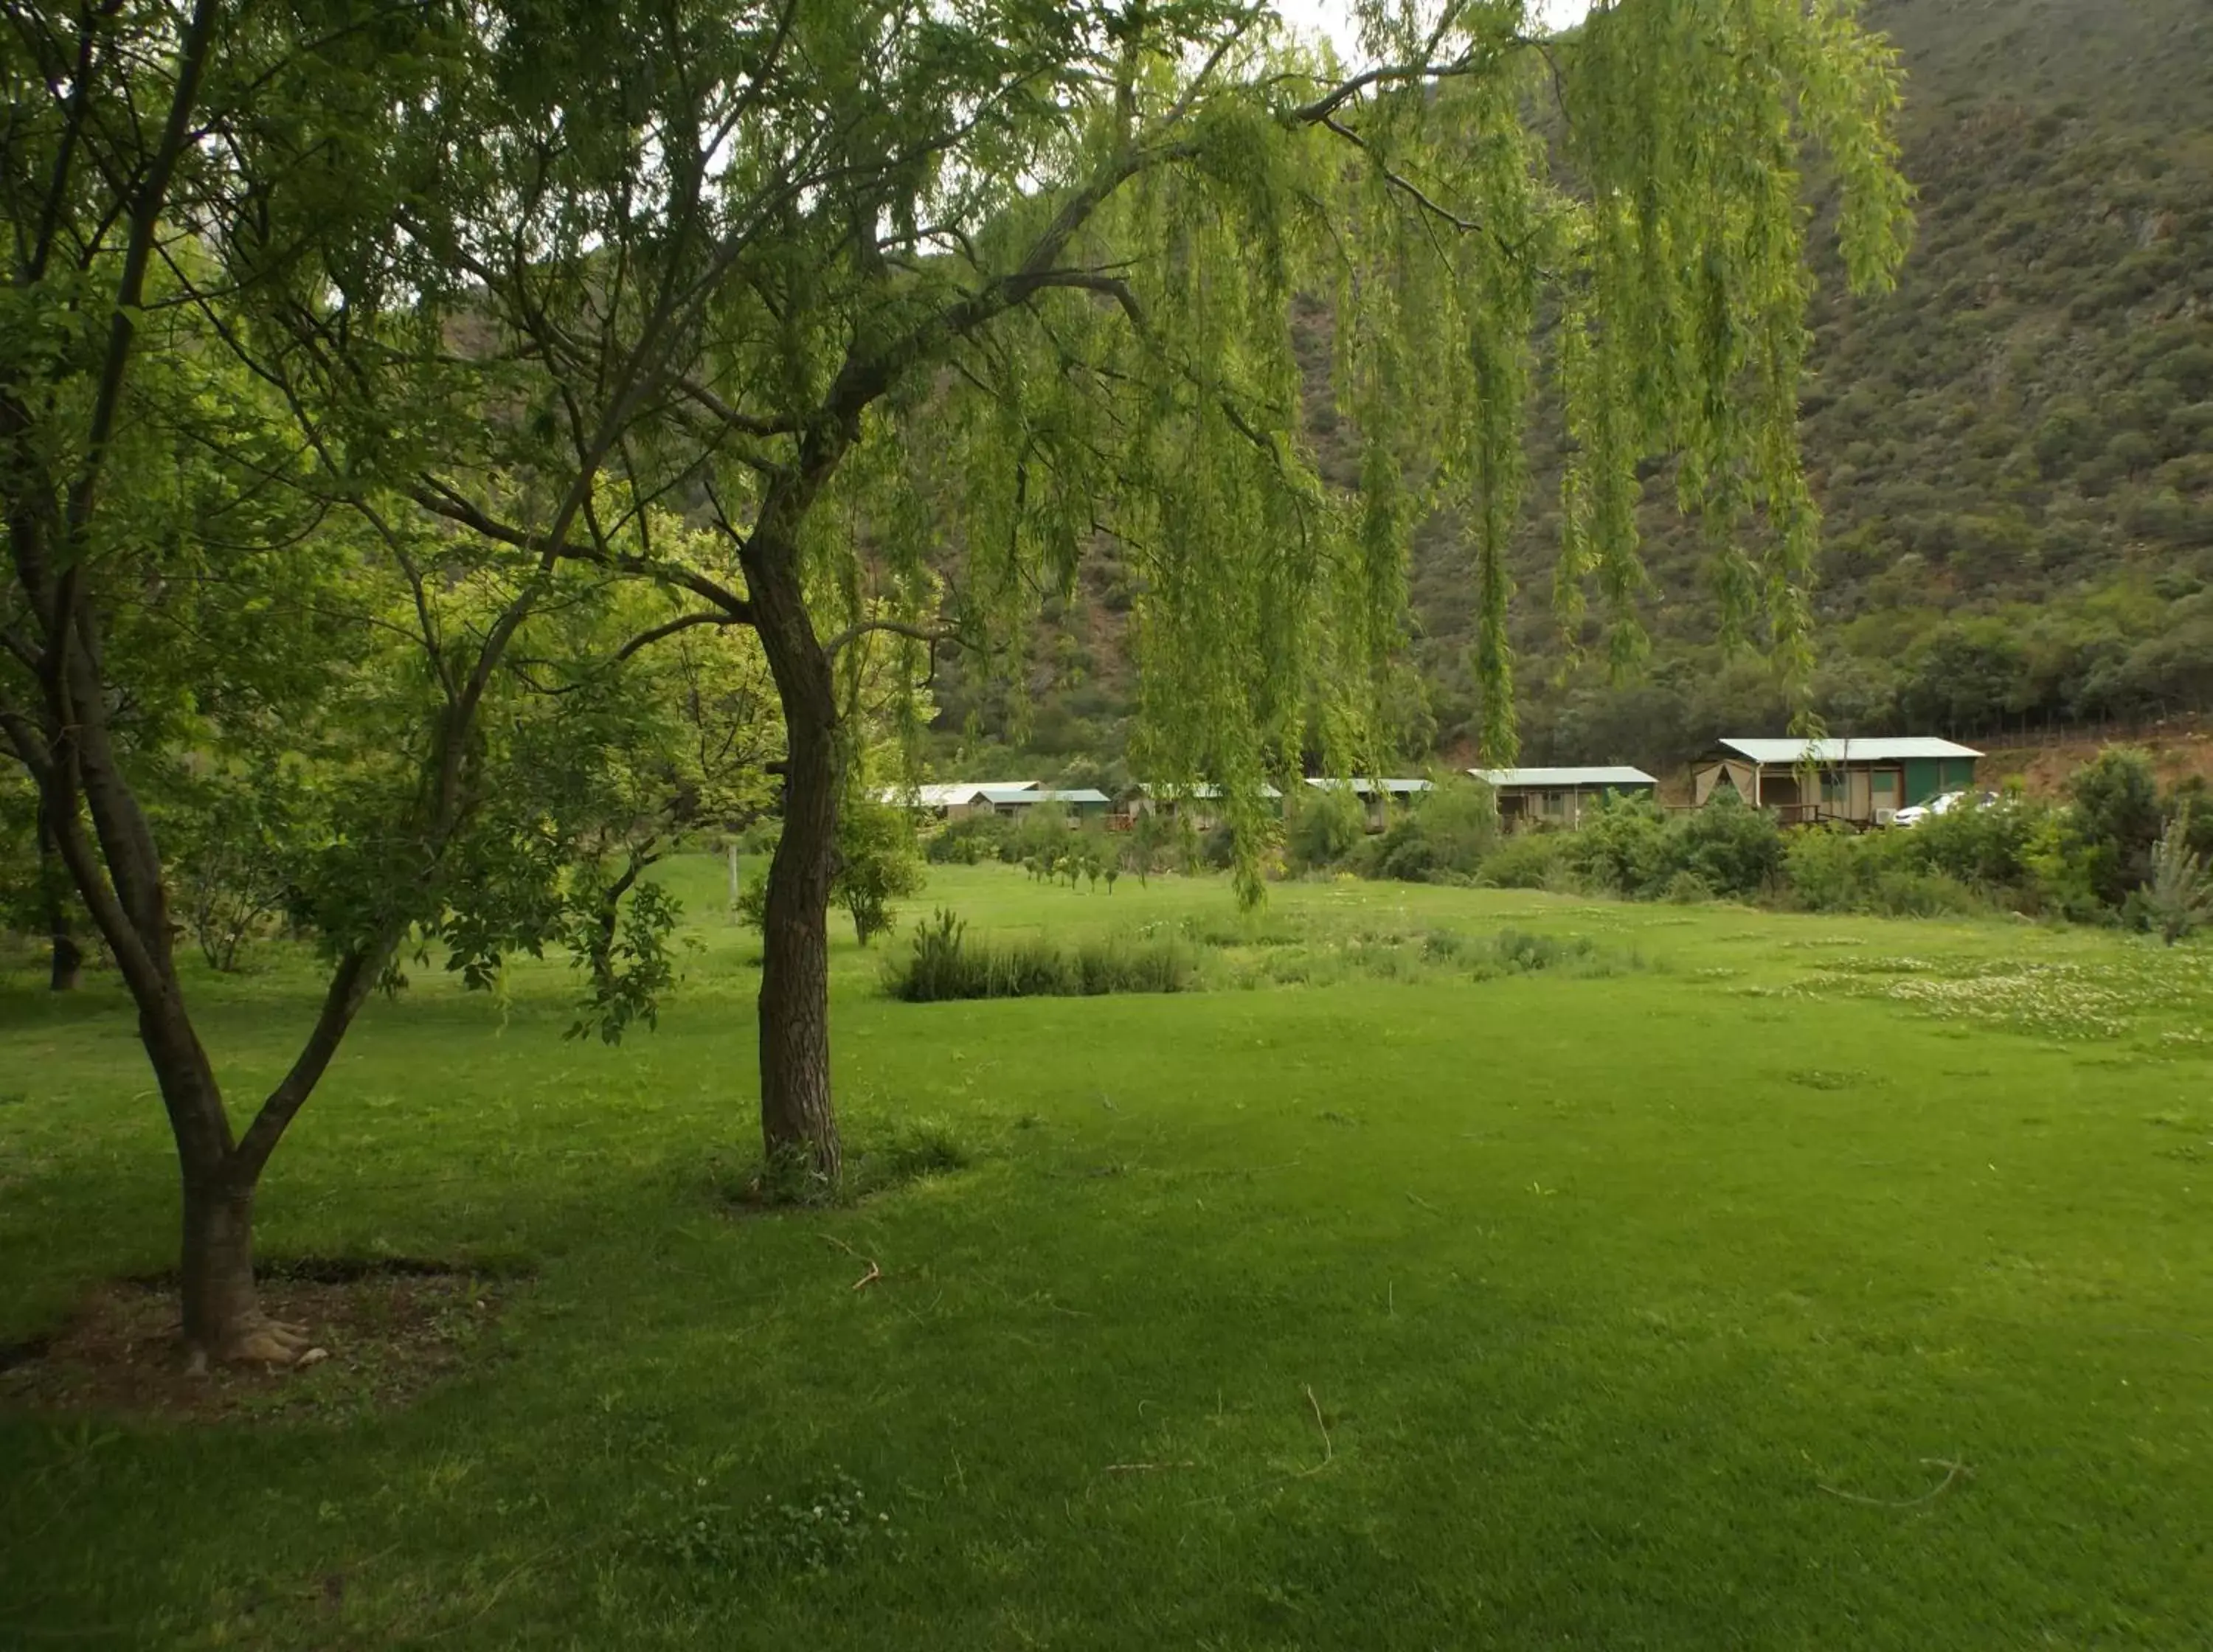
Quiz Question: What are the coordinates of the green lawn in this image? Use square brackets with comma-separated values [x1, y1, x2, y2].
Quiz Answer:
[4, 861, 2211, 1648]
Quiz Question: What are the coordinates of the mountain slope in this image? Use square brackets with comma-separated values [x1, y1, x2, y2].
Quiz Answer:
[935, 0, 2213, 775]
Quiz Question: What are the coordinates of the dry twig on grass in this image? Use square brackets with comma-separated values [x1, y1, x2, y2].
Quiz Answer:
[818, 1232, 882, 1291]
[1297, 1384, 1334, 1476]
[1104, 1460, 1196, 1474]
[1818, 1457, 1973, 1509]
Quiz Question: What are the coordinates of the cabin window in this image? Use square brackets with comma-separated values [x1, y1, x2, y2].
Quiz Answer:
[1543, 791, 1565, 816]
[1872, 771, 1898, 796]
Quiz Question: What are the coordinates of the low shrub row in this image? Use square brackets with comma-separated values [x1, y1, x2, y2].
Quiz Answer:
[1464, 749, 2213, 933]
[1266, 748, 2206, 934]
[882, 909, 1198, 1002]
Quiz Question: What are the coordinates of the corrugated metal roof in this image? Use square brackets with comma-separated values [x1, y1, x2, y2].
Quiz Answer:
[1137, 782, 1284, 799]
[1472, 766, 1658, 789]
[880, 780, 1042, 805]
[1715, 738, 1983, 764]
[1306, 777, 1433, 795]
[981, 786, 1109, 805]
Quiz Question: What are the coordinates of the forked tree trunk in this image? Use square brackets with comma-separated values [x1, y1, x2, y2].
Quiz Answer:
[741, 532, 844, 1186]
[136, 993, 299, 1364]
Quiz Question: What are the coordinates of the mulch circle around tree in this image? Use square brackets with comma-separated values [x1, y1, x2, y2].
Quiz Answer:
[0, 1260, 520, 1423]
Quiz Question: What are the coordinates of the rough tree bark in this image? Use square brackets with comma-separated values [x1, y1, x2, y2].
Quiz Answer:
[739, 530, 844, 1185]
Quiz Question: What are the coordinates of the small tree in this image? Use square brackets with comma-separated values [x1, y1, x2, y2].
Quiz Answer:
[1410, 776, 1500, 879]
[2146, 819, 2213, 945]
[2068, 749, 2164, 908]
[1124, 812, 1174, 884]
[835, 798, 926, 946]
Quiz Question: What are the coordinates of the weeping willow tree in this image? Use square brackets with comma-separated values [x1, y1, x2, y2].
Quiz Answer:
[578, 0, 1912, 1181]
[374, 0, 1907, 1182]
[7, 0, 1909, 1299]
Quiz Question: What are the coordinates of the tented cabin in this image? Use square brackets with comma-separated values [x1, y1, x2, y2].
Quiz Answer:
[1305, 777, 1433, 831]
[981, 786, 1112, 824]
[879, 780, 1040, 821]
[1691, 738, 1981, 827]
[1472, 766, 1658, 829]
[1125, 782, 1284, 831]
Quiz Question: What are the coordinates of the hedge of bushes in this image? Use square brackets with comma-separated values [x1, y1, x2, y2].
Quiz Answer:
[1291, 749, 2213, 931]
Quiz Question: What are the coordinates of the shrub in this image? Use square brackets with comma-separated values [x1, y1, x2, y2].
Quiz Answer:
[882, 909, 1197, 1002]
[1560, 791, 1780, 900]
[1784, 824, 1877, 912]
[835, 797, 927, 945]
[1010, 800, 1072, 864]
[1407, 777, 1499, 878]
[924, 815, 1011, 864]
[1672, 792, 1784, 898]
[2143, 820, 2213, 944]
[1486, 928, 1596, 972]
[1476, 830, 1569, 889]
[1367, 816, 1433, 882]
[1287, 786, 1365, 871]
[1911, 793, 2042, 890]
[2066, 748, 2164, 907]
[1565, 794, 1676, 895]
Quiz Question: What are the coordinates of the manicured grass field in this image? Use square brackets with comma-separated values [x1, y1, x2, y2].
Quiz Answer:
[4, 861, 2211, 1648]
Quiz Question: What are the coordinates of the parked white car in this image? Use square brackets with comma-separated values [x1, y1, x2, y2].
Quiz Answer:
[1892, 789, 1998, 827]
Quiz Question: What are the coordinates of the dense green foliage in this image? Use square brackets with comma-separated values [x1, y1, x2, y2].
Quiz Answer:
[1275, 748, 2211, 927]
[833, 799, 928, 946]
[935, 0, 2213, 773]
[7, 858, 2212, 1645]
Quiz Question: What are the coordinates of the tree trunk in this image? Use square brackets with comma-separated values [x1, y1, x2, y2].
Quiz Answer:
[140, 1002, 308, 1365]
[741, 534, 844, 1187]
[49, 927, 83, 993]
[758, 716, 840, 1184]
[179, 1169, 261, 1358]
[36, 805, 80, 990]
[588, 856, 645, 996]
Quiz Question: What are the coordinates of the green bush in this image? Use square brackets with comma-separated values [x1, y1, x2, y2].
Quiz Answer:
[1484, 928, 1596, 973]
[924, 815, 1011, 864]
[835, 797, 927, 945]
[883, 909, 1197, 1002]
[1287, 786, 1365, 871]
[1556, 792, 1780, 901]
[1566, 795, 1677, 895]
[1673, 793, 1785, 898]
[1407, 777, 1499, 878]
[1475, 831, 1569, 889]
[2066, 748, 2164, 907]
